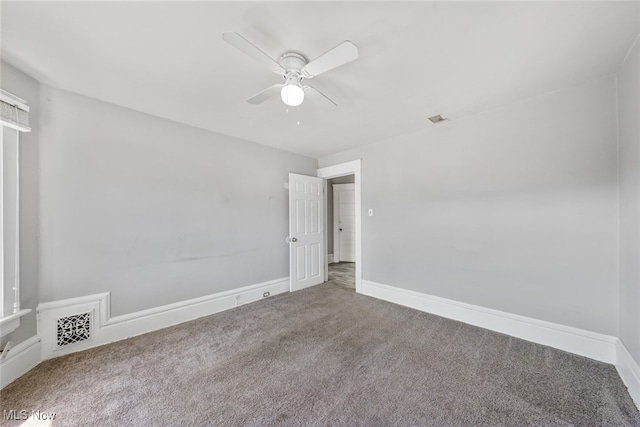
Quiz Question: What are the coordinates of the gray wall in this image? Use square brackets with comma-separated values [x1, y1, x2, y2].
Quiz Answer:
[319, 76, 619, 336]
[0, 61, 40, 346]
[38, 85, 316, 316]
[327, 175, 355, 257]
[1, 54, 633, 352]
[617, 37, 640, 363]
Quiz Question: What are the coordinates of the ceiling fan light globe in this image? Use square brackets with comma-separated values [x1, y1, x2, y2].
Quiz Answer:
[281, 84, 304, 107]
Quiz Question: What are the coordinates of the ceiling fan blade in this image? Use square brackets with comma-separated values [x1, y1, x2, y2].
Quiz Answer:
[304, 85, 338, 111]
[222, 32, 284, 73]
[246, 84, 284, 104]
[302, 41, 358, 78]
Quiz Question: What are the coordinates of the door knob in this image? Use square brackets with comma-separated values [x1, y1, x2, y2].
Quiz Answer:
[285, 237, 298, 243]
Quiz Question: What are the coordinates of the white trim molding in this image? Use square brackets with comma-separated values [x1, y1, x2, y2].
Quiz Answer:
[616, 340, 640, 409]
[0, 309, 32, 338]
[37, 277, 289, 360]
[0, 335, 41, 389]
[317, 160, 361, 179]
[361, 280, 618, 364]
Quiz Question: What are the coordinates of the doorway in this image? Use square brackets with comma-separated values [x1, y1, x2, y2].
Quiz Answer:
[327, 179, 355, 290]
[317, 160, 362, 293]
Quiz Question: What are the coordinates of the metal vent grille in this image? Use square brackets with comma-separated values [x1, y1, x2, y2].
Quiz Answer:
[428, 114, 447, 124]
[57, 312, 92, 347]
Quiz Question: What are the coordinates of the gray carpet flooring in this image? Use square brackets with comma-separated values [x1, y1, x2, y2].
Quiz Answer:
[1, 283, 639, 426]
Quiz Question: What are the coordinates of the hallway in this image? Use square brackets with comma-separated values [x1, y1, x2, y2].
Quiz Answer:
[328, 262, 355, 290]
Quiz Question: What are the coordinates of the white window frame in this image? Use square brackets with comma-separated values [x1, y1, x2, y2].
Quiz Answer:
[0, 90, 32, 338]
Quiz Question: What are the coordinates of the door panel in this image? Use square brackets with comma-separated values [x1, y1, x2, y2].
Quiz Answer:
[289, 173, 324, 291]
[296, 245, 306, 281]
[338, 187, 356, 262]
[310, 243, 320, 277]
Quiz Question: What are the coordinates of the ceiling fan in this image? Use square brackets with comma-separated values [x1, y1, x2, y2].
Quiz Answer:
[222, 32, 359, 110]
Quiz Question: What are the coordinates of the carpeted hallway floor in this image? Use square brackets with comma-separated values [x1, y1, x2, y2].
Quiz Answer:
[1, 283, 639, 426]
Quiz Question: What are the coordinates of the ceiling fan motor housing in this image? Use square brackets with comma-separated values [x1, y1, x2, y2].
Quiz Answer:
[278, 52, 307, 72]
[279, 53, 308, 87]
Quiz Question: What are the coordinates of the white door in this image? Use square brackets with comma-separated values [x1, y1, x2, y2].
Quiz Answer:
[338, 187, 356, 262]
[288, 173, 324, 291]
[333, 184, 355, 262]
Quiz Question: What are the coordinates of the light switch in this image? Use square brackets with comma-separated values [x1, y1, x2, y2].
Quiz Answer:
[368, 208, 374, 217]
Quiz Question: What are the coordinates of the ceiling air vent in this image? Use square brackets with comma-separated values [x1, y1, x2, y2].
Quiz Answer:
[57, 312, 92, 348]
[428, 114, 447, 124]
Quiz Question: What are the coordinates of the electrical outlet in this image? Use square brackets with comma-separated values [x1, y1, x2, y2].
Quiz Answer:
[263, 292, 270, 298]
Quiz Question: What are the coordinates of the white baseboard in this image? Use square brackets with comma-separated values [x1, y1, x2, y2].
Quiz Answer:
[37, 277, 290, 360]
[616, 340, 640, 409]
[361, 280, 617, 364]
[0, 335, 41, 389]
[9, 276, 636, 409]
[328, 254, 335, 264]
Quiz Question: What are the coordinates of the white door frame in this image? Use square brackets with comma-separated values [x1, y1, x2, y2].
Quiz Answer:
[333, 183, 355, 263]
[317, 160, 362, 293]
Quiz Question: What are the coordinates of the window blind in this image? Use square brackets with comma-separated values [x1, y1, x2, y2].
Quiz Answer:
[0, 90, 30, 132]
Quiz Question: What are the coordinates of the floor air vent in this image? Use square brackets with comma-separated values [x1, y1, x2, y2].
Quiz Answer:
[57, 312, 92, 347]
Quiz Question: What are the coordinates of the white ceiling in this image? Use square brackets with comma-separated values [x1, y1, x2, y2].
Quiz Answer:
[2, 2, 639, 158]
